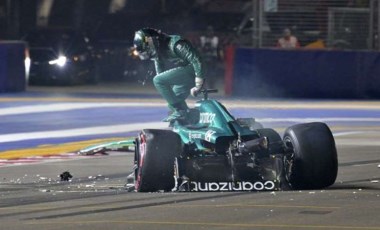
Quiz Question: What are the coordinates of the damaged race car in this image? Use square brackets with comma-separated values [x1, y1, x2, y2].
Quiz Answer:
[132, 89, 338, 192]
[78, 89, 338, 192]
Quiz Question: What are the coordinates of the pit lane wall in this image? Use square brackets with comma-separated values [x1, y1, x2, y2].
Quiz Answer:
[225, 47, 380, 98]
[0, 41, 27, 93]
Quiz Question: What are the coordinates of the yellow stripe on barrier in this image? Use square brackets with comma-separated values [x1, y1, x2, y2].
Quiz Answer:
[0, 138, 126, 160]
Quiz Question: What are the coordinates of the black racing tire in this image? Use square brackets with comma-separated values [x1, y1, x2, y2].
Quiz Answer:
[134, 129, 182, 192]
[256, 128, 284, 155]
[283, 122, 338, 190]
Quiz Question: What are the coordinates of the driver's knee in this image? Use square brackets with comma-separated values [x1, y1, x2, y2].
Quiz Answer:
[153, 75, 164, 87]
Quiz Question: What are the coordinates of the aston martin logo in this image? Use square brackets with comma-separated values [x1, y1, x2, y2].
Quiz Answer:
[205, 130, 216, 142]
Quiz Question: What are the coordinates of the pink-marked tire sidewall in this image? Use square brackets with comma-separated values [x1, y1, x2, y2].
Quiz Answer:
[134, 129, 181, 192]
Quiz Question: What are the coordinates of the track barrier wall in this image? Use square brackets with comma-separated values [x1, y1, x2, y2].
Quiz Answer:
[0, 41, 26, 93]
[225, 47, 380, 98]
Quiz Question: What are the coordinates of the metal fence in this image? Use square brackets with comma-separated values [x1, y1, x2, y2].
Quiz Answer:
[238, 0, 380, 50]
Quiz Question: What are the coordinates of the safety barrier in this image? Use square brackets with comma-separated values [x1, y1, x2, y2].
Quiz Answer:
[225, 47, 380, 98]
[0, 41, 27, 93]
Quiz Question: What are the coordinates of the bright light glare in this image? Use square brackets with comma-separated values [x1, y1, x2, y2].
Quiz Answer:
[49, 56, 67, 67]
[24, 57, 31, 78]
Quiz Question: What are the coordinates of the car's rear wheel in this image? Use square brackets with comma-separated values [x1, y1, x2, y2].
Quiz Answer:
[283, 122, 338, 189]
[134, 129, 182, 192]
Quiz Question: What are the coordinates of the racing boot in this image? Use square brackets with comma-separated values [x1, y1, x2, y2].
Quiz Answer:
[163, 101, 188, 122]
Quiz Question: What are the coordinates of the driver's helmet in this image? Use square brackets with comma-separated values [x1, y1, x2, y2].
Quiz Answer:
[133, 28, 160, 60]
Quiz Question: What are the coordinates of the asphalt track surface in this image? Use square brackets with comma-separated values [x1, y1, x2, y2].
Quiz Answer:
[0, 83, 379, 230]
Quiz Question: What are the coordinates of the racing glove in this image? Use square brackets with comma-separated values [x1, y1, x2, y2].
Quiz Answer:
[190, 77, 204, 97]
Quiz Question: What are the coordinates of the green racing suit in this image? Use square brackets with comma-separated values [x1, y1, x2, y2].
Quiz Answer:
[152, 35, 204, 114]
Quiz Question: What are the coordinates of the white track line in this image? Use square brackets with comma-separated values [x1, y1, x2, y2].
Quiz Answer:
[1, 103, 380, 143]
[0, 122, 166, 143]
[258, 118, 380, 122]
[1, 118, 379, 143]
[3, 101, 380, 116]
[0, 103, 166, 116]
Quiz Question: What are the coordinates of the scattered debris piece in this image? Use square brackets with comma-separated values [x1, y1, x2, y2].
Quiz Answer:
[60, 171, 73, 181]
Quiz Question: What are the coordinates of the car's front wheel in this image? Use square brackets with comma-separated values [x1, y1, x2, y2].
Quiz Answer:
[134, 129, 182, 192]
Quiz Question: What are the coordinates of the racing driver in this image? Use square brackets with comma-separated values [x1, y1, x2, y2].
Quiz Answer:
[132, 28, 205, 122]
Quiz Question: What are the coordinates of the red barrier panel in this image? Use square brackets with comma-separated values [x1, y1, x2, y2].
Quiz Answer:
[224, 45, 235, 96]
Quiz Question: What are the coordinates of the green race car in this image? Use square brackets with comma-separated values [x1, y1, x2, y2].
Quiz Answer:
[132, 89, 338, 192]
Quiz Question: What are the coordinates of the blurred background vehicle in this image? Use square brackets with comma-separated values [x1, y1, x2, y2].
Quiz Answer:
[22, 27, 98, 85]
